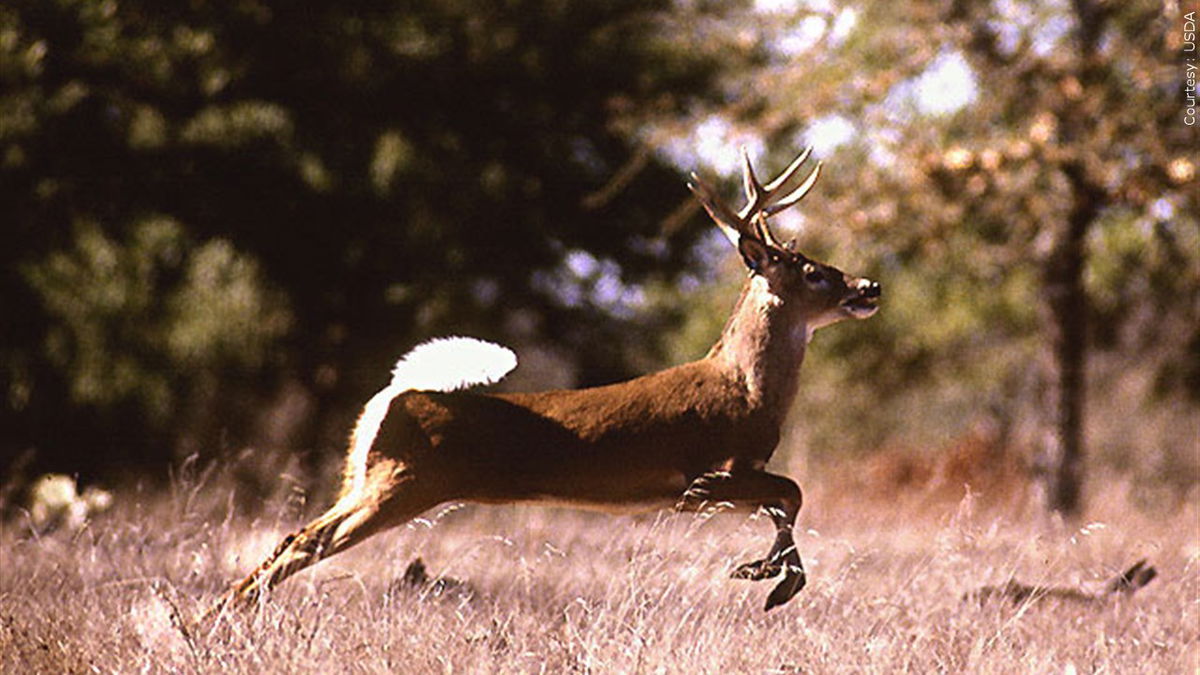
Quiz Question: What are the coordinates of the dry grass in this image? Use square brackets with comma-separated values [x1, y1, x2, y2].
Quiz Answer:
[1, 458, 1197, 674]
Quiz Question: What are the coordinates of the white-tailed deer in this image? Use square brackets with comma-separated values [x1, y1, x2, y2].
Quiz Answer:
[214, 147, 880, 615]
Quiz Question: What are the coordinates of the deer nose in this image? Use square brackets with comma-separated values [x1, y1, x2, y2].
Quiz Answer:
[857, 279, 881, 298]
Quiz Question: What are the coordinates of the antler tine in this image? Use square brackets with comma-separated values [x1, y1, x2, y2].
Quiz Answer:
[689, 147, 822, 250]
[763, 161, 821, 216]
[688, 172, 745, 245]
[740, 147, 763, 212]
[762, 147, 813, 194]
[750, 214, 781, 250]
[737, 146, 818, 220]
[688, 172, 742, 227]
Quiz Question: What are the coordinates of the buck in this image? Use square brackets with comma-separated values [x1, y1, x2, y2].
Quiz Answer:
[213, 147, 880, 616]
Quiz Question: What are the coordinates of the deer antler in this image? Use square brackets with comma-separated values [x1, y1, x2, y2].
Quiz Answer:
[214, 144, 880, 619]
[688, 147, 822, 248]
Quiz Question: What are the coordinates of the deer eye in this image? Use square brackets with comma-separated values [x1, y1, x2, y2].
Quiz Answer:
[803, 263, 826, 285]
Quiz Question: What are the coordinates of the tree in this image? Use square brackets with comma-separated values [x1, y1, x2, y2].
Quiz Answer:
[675, 0, 1197, 514]
[1, 0, 750, 479]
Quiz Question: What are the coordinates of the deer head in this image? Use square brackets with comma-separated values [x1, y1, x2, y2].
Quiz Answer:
[212, 146, 881, 621]
[688, 148, 880, 331]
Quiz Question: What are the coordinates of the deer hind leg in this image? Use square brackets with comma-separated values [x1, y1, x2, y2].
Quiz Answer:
[677, 469, 805, 611]
[223, 466, 441, 610]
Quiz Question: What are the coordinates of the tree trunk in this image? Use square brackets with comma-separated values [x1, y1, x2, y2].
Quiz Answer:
[1043, 236, 1085, 515]
[1041, 163, 1101, 516]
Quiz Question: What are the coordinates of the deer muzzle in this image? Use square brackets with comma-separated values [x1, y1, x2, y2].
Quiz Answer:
[841, 278, 880, 318]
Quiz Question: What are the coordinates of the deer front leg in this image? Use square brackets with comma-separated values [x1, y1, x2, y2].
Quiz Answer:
[676, 469, 805, 611]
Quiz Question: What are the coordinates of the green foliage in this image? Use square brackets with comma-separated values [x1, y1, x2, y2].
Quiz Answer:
[21, 218, 289, 422]
[659, 0, 1198, 489]
[1086, 209, 1200, 348]
[3, 0, 1193, 500]
[166, 237, 292, 368]
[0, 0, 749, 475]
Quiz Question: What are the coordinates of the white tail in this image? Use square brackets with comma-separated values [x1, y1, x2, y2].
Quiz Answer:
[345, 337, 516, 498]
[388, 337, 516, 393]
[212, 146, 879, 618]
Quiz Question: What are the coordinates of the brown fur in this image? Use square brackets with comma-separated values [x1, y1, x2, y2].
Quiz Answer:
[207, 151, 879, 619]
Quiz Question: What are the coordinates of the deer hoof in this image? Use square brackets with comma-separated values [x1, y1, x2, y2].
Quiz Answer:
[731, 558, 782, 581]
[763, 569, 806, 611]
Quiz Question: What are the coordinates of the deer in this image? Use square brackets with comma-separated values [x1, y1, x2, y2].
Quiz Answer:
[208, 147, 881, 618]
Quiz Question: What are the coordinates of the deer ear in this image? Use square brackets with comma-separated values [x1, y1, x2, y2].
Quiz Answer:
[738, 237, 772, 273]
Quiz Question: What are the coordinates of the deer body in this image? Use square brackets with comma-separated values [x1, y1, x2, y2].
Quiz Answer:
[390, 370, 751, 512]
[214, 148, 879, 617]
[387, 274, 811, 509]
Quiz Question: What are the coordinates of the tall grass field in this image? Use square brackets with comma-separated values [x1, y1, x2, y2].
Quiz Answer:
[2, 454, 1196, 673]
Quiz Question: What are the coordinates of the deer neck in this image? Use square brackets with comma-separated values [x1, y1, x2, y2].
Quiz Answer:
[705, 274, 809, 422]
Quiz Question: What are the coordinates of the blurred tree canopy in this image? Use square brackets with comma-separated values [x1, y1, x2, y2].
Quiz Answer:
[1, 0, 756, 478]
[3, 0, 1196, 515]
[671, 0, 1197, 513]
